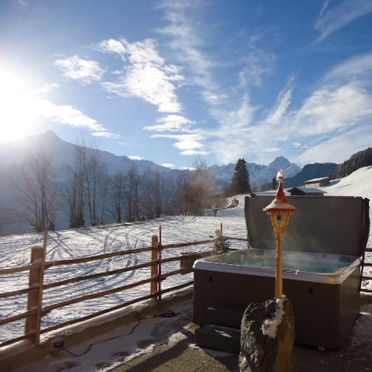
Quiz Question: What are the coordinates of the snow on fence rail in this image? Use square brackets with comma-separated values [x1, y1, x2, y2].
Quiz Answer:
[0, 226, 241, 348]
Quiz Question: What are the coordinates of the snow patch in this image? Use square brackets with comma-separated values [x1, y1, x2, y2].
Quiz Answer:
[261, 299, 284, 338]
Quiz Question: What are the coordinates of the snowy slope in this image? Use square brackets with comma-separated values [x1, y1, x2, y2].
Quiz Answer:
[0, 216, 247, 344]
[321, 165, 372, 201]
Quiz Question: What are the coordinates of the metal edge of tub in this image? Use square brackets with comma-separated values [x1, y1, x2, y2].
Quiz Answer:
[193, 252, 362, 285]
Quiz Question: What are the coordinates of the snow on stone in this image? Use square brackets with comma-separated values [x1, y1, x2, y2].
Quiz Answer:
[261, 299, 284, 338]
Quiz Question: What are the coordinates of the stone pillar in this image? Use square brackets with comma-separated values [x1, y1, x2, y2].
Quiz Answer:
[239, 297, 295, 372]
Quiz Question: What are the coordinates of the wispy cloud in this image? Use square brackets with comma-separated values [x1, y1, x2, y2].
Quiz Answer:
[34, 98, 119, 138]
[239, 42, 276, 88]
[98, 38, 184, 113]
[204, 51, 372, 165]
[265, 77, 294, 125]
[156, 2, 279, 160]
[144, 114, 195, 132]
[297, 125, 372, 163]
[55, 56, 105, 84]
[151, 133, 207, 156]
[325, 51, 372, 82]
[314, 0, 372, 42]
[159, 1, 220, 105]
[292, 83, 372, 136]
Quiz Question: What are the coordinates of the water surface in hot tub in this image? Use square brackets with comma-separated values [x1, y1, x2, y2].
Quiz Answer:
[194, 248, 361, 284]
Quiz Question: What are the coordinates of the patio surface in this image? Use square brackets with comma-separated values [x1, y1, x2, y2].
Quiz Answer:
[14, 292, 372, 372]
[111, 295, 372, 372]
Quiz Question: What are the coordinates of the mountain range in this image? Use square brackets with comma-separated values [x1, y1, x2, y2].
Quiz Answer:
[0, 131, 302, 191]
[0, 131, 365, 235]
[210, 156, 301, 191]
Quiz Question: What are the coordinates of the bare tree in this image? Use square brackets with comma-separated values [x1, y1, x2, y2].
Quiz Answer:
[16, 150, 58, 232]
[110, 172, 127, 223]
[173, 157, 216, 215]
[126, 165, 140, 222]
[66, 144, 86, 228]
[151, 171, 165, 218]
[74, 140, 108, 227]
[140, 171, 165, 219]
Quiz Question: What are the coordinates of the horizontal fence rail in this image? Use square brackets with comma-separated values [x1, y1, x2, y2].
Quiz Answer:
[0, 224, 240, 348]
[1, 226, 370, 348]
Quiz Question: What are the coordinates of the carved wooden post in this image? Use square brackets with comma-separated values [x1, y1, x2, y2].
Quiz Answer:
[25, 245, 45, 344]
[151, 235, 159, 298]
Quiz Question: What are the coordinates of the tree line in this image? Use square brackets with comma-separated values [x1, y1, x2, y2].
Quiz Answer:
[331, 147, 372, 179]
[1, 145, 253, 234]
[11, 147, 226, 233]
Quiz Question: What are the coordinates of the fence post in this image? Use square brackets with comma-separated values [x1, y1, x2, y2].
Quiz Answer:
[158, 227, 162, 302]
[151, 235, 159, 299]
[25, 245, 45, 345]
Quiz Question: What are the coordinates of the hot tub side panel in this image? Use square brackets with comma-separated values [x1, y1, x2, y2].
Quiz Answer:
[193, 266, 360, 349]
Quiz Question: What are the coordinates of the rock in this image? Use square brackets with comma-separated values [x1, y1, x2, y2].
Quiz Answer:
[239, 297, 295, 372]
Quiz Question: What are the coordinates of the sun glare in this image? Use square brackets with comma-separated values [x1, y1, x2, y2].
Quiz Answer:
[0, 70, 38, 142]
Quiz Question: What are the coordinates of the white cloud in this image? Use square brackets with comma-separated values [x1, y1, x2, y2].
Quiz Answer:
[203, 56, 372, 165]
[144, 115, 195, 132]
[99, 38, 184, 113]
[265, 78, 293, 125]
[159, 2, 220, 105]
[293, 83, 372, 136]
[208, 96, 258, 163]
[95, 38, 127, 59]
[325, 52, 372, 82]
[35, 83, 60, 95]
[298, 125, 372, 164]
[239, 49, 276, 88]
[34, 99, 118, 138]
[161, 163, 175, 168]
[314, 0, 372, 42]
[55, 56, 105, 84]
[151, 133, 207, 156]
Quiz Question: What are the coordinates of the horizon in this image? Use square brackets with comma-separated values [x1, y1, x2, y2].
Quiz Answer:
[1, 1, 372, 168]
[5, 129, 347, 169]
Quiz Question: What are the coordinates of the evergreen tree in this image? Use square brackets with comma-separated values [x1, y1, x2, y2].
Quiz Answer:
[231, 158, 251, 195]
[271, 176, 278, 190]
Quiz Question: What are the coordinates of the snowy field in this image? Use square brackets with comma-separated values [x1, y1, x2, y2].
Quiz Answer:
[1, 166, 371, 345]
[0, 216, 247, 344]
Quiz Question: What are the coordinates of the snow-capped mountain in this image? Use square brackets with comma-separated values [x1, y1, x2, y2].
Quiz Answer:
[0, 130, 175, 176]
[210, 156, 301, 191]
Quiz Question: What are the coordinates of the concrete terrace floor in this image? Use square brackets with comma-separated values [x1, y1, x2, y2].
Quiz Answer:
[15, 291, 372, 372]
[109, 296, 372, 372]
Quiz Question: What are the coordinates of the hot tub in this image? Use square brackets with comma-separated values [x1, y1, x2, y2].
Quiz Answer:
[193, 249, 361, 349]
[193, 195, 370, 349]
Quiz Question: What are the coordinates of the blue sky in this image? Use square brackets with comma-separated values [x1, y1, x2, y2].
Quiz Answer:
[1, 0, 372, 169]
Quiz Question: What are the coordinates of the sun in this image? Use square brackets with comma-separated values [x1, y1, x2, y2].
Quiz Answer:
[0, 70, 39, 142]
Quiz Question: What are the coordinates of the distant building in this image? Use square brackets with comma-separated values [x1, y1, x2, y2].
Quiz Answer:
[304, 176, 330, 188]
[288, 187, 325, 196]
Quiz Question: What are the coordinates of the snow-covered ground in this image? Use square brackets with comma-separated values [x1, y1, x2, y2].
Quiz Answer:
[0, 216, 247, 344]
[1, 166, 371, 346]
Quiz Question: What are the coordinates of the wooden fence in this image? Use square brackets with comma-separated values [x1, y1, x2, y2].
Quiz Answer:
[0, 229, 371, 349]
[362, 247, 372, 294]
[0, 225, 247, 348]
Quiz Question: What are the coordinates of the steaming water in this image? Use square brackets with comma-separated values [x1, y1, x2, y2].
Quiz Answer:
[209, 249, 357, 274]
